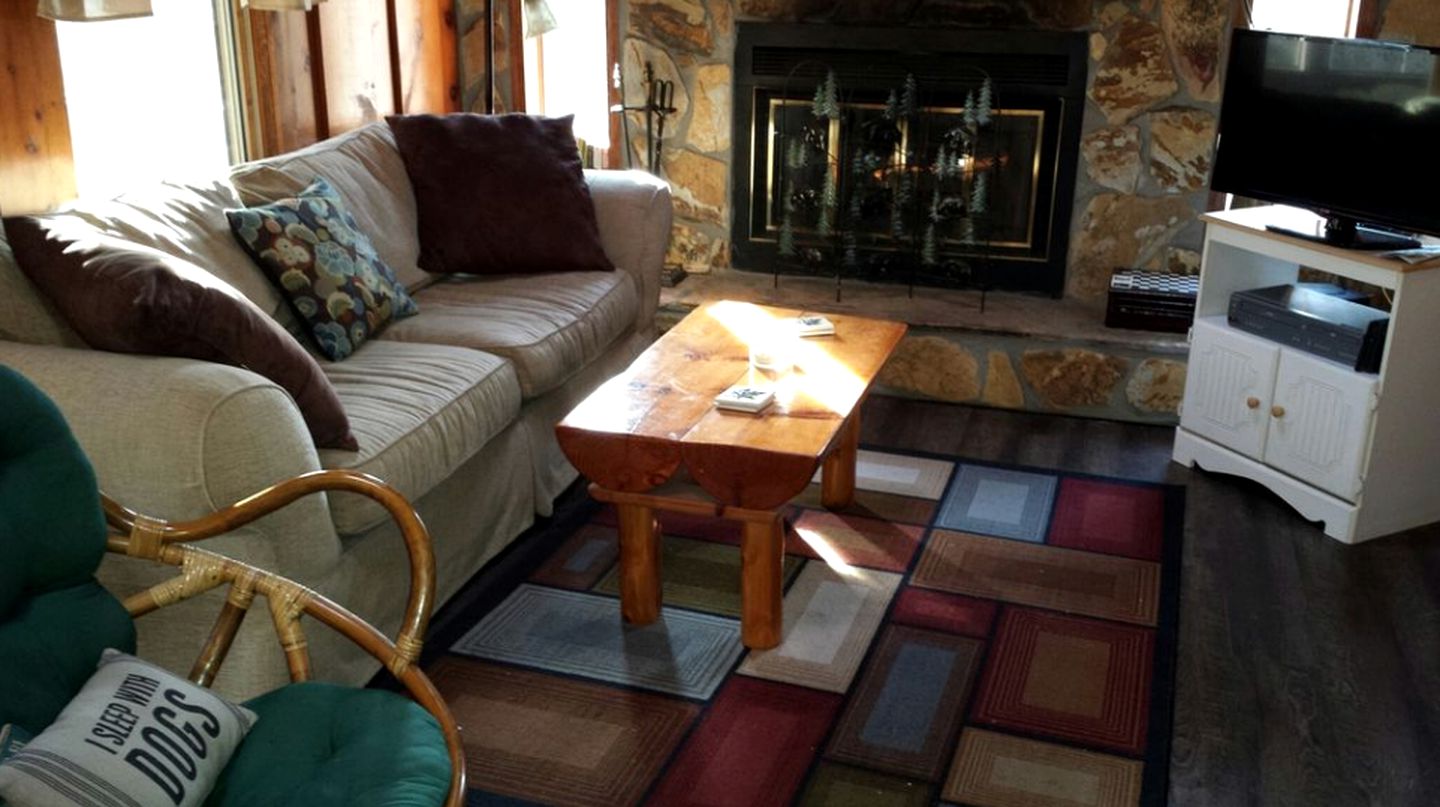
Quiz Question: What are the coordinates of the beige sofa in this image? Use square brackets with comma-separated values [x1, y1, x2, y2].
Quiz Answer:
[0, 123, 671, 699]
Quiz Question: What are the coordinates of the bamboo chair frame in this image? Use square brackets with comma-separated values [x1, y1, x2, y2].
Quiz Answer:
[100, 469, 465, 807]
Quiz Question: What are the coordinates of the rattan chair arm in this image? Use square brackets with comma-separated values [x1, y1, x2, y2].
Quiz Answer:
[140, 545, 466, 807]
[102, 469, 436, 667]
[101, 472, 466, 807]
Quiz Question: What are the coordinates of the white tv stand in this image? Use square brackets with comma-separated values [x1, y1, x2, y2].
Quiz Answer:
[1172, 206, 1440, 544]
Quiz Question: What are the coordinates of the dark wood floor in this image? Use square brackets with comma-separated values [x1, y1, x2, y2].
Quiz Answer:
[860, 397, 1440, 807]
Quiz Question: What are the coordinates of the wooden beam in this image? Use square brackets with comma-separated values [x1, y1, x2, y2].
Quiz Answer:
[506, 0, 525, 111]
[393, 0, 459, 113]
[606, 0, 621, 168]
[246, 9, 321, 156]
[306, 6, 330, 139]
[317, 0, 396, 133]
[0, 5, 76, 214]
[1354, 0, 1384, 38]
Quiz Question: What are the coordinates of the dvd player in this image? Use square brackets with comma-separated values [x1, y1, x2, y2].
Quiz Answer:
[1227, 285, 1389, 373]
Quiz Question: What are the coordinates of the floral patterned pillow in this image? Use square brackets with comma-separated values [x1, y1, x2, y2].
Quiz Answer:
[227, 177, 418, 361]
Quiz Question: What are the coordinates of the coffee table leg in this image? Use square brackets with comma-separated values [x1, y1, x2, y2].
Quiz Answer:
[616, 503, 662, 624]
[741, 515, 785, 649]
[821, 411, 860, 510]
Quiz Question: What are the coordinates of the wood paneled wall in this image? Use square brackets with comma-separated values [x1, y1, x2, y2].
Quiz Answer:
[0, 5, 76, 215]
[394, 0, 459, 115]
[242, 0, 458, 158]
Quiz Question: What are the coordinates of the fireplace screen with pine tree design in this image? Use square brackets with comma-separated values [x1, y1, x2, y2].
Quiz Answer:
[732, 25, 1087, 296]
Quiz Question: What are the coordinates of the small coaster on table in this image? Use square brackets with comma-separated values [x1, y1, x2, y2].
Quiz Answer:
[714, 382, 776, 413]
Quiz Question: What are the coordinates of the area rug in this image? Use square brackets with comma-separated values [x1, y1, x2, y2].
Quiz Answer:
[427, 448, 1184, 807]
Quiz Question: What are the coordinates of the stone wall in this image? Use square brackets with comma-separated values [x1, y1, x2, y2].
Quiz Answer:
[873, 330, 1188, 423]
[616, 0, 1232, 303]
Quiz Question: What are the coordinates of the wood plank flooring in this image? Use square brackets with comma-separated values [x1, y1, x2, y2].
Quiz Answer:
[860, 396, 1440, 807]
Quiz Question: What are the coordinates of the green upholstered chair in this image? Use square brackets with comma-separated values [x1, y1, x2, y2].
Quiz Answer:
[0, 365, 465, 806]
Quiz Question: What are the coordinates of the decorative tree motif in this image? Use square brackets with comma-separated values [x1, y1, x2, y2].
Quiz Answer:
[776, 68, 995, 289]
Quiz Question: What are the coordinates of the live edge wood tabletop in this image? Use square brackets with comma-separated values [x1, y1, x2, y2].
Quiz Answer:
[555, 300, 907, 649]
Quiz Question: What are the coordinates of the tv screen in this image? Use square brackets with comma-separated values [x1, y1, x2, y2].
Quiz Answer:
[1211, 30, 1440, 241]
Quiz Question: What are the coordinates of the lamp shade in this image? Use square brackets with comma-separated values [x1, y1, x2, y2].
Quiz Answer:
[36, 0, 153, 20]
[524, 0, 558, 38]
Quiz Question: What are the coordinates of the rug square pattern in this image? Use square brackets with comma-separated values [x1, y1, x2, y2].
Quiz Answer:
[737, 564, 902, 693]
[889, 587, 998, 639]
[809, 450, 955, 500]
[450, 584, 742, 699]
[1047, 478, 1166, 561]
[788, 510, 925, 572]
[825, 626, 984, 780]
[938, 729, 1140, 807]
[791, 483, 937, 526]
[647, 677, 842, 807]
[935, 465, 1058, 542]
[529, 524, 618, 590]
[798, 763, 934, 807]
[911, 529, 1161, 626]
[971, 607, 1155, 755]
[943, 728, 1143, 807]
[428, 658, 699, 807]
[593, 534, 803, 617]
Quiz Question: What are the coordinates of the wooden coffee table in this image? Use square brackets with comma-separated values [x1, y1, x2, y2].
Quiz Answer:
[555, 301, 906, 649]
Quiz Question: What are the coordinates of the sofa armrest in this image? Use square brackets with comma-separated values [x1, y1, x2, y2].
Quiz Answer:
[585, 169, 672, 336]
[0, 342, 340, 580]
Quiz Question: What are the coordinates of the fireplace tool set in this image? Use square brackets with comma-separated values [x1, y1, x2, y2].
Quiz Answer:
[613, 61, 677, 176]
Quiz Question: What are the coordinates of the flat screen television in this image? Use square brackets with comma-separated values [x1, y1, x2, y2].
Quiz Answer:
[1211, 29, 1440, 249]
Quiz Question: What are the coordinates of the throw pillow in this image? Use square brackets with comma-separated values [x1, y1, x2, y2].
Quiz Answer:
[386, 113, 614, 275]
[227, 177, 419, 361]
[0, 649, 257, 807]
[3, 216, 359, 451]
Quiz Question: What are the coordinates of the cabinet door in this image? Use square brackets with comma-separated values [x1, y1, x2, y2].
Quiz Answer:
[1180, 318, 1279, 460]
[1263, 350, 1377, 502]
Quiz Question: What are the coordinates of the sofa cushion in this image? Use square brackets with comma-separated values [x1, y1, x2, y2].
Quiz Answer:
[4, 216, 359, 451]
[227, 178, 419, 362]
[317, 341, 522, 535]
[0, 230, 83, 348]
[379, 270, 638, 399]
[386, 113, 613, 276]
[230, 123, 430, 292]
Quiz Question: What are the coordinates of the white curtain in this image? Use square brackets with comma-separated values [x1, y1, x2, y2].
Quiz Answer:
[37, 0, 152, 21]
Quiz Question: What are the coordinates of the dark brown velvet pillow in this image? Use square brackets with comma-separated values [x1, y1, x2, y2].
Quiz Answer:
[4, 216, 359, 451]
[385, 113, 614, 275]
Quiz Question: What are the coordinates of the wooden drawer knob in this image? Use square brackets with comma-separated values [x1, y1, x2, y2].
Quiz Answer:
[1246, 397, 1260, 409]
[1271, 405, 1286, 419]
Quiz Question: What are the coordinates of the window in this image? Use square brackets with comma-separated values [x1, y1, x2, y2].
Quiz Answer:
[1248, 0, 1361, 38]
[54, 0, 233, 199]
[522, 0, 611, 161]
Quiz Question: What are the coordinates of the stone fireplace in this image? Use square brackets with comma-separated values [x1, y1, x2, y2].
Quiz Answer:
[618, 0, 1232, 302]
[731, 23, 1087, 295]
[606, 0, 1231, 423]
